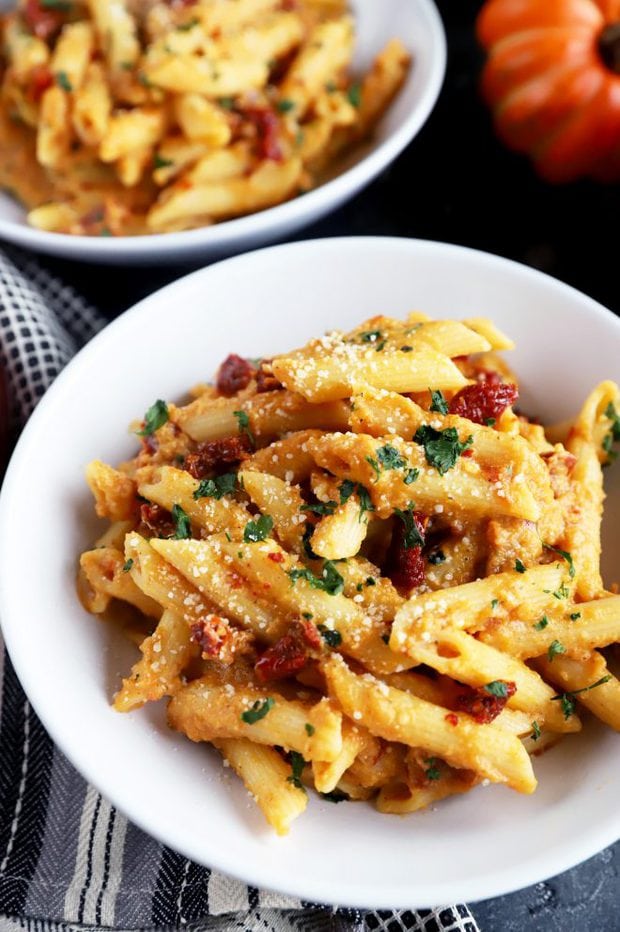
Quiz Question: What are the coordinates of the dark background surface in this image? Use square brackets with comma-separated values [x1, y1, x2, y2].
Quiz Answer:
[16, 0, 620, 928]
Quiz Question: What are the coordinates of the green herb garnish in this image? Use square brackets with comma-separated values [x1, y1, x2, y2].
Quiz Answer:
[55, 70, 72, 91]
[193, 473, 236, 500]
[484, 681, 510, 698]
[233, 409, 255, 447]
[137, 399, 168, 436]
[534, 616, 549, 631]
[530, 721, 541, 741]
[551, 675, 612, 719]
[172, 504, 191, 539]
[318, 625, 342, 647]
[276, 98, 295, 112]
[301, 501, 337, 516]
[241, 697, 274, 724]
[393, 505, 425, 549]
[347, 82, 361, 108]
[243, 514, 273, 543]
[429, 390, 449, 415]
[515, 559, 526, 573]
[413, 425, 473, 475]
[288, 561, 345, 596]
[547, 639, 566, 661]
[428, 549, 446, 565]
[122, 558, 134, 573]
[376, 444, 406, 471]
[543, 544, 575, 578]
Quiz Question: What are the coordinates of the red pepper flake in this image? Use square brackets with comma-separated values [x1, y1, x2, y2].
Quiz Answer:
[28, 64, 53, 102]
[243, 106, 283, 162]
[216, 354, 256, 396]
[268, 551, 285, 563]
[454, 681, 517, 724]
[23, 0, 65, 41]
[254, 618, 321, 681]
[445, 712, 459, 726]
[183, 434, 250, 479]
[384, 513, 428, 592]
[190, 615, 231, 659]
[449, 378, 518, 425]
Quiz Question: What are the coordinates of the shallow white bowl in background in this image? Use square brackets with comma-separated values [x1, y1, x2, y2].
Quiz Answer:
[0, 0, 445, 265]
[1, 237, 619, 908]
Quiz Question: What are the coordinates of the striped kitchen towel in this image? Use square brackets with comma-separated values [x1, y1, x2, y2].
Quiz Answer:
[0, 246, 479, 932]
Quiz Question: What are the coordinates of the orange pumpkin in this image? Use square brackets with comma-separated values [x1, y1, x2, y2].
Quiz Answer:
[477, 0, 620, 182]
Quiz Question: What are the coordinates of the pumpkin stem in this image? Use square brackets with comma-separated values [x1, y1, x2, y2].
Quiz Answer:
[599, 23, 620, 73]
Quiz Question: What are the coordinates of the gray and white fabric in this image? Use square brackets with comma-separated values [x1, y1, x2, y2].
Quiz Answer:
[0, 246, 480, 932]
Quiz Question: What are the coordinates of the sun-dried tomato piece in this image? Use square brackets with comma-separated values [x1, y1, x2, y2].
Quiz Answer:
[183, 434, 251, 479]
[190, 615, 231, 659]
[243, 106, 283, 161]
[449, 379, 518, 425]
[454, 681, 516, 724]
[139, 503, 174, 538]
[216, 354, 256, 396]
[23, 0, 65, 40]
[28, 64, 53, 102]
[255, 366, 282, 393]
[385, 513, 427, 592]
[268, 551, 285, 563]
[445, 712, 459, 726]
[254, 618, 321, 681]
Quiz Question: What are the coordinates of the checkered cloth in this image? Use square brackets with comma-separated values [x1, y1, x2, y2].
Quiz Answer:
[0, 246, 480, 932]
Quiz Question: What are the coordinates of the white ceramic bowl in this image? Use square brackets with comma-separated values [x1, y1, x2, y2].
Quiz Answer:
[0, 0, 445, 265]
[1, 237, 619, 908]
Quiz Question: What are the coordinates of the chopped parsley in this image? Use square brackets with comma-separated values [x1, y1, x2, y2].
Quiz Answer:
[302, 612, 313, 620]
[172, 504, 191, 539]
[339, 479, 356, 503]
[569, 612, 582, 621]
[347, 82, 362, 108]
[428, 549, 446, 565]
[404, 467, 419, 485]
[491, 598, 499, 609]
[136, 399, 168, 436]
[305, 723, 315, 736]
[122, 558, 134, 573]
[515, 559, 526, 573]
[288, 561, 345, 596]
[534, 616, 549, 631]
[393, 506, 425, 549]
[603, 402, 620, 463]
[429, 389, 449, 415]
[543, 544, 575, 578]
[552, 675, 612, 719]
[366, 576, 376, 586]
[218, 96, 236, 110]
[176, 17, 199, 30]
[424, 758, 441, 781]
[41, 0, 72, 8]
[547, 639, 566, 661]
[193, 473, 236, 500]
[485, 417, 496, 427]
[287, 752, 307, 791]
[413, 425, 473, 475]
[317, 625, 342, 647]
[400, 345, 413, 352]
[233, 409, 255, 447]
[276, 98, 296, 112]
[365, 455, 381, 481]
[301, 500, 337, 516]
[243, 514, 273, 543]
[241, 697, 274, 724]
[530, 721, 541, 741]
[55, 70, 72, 92]
[376, 444, 406, 470]
[359, 330, 382, 344]
[553, 581, 570, 600]
[153, 153, 174, 170]
[484, 681, 510, 698]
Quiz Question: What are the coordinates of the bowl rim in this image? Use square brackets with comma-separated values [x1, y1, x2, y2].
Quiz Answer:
[0, 0, 446, 259]
[1, 236, 620, 909]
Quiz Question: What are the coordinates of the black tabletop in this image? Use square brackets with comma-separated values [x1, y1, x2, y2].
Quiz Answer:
[23, 1, 620, 928]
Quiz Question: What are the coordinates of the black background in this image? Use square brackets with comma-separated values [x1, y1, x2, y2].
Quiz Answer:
[24, 1, 620, 927]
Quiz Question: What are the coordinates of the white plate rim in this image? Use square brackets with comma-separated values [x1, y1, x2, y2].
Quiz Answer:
[1, 236, 619, 908]
[0, 0, 446, 260]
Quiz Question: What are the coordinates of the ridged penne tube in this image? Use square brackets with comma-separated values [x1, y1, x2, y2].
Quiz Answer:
[174, 94, 231, 145]
[484, 517, 543, 575]
[479, 594, 620, 660]
[80, 547, 162, 619]
[424, 527, 487, 590]
[350, 38, 411, 136]
[152, 137, 208, 185]
[392, 563, 568, 642]
[242, 430, 322, 483]
[72, 63, 112, 146]
[376, 769, 476, 815]
[3, 16, 49, 80]
[100, 107, 167, 162]
[95, 520, 135, 551]
[113, 609, 196, 712]
[534, 651, 620, 731]
[51, 22, 94, 92]
[463, 317, 515, 350]
[213, 738, 307, 836]
[312, 720, 371, 793]
[310, 496, 369, 560]
[87, 0, 140, 74]
[149, 536, 289, 641]
[392, 627, 575, 734]
[197, 0, 281, 35]
[168, 679, 343, 762]
[215, 12, 304, 66]
[278, 17, 354, 118]
[86, 460, 138, 521]
[271, 342, 469, 404]
[323, 656, 537, 794]
[138, 465, 250, 536]
[346, 317, 493, 357]
[117, 148, 153, 187]
[144, 53, 268, 96]
[175, 389, 349, 445]
[124, 532, 218, 623]
[37, 86, 70, 169]
[307, 432, 541, 522]
[147, 158, 303, 230]
[186, 142, 254, 184]
[239, 470, 307, 552]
